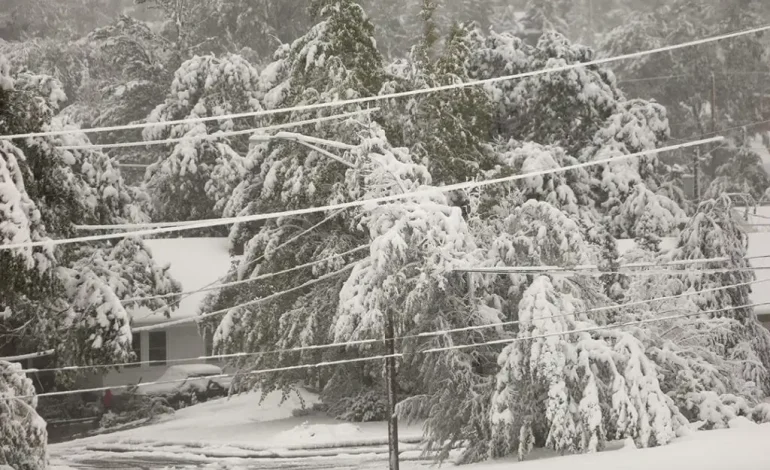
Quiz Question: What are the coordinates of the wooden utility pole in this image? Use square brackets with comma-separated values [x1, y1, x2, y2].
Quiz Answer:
[711, 72, 718, 136]
[694, 147, 701, 203]
[384, 308, 400, 470]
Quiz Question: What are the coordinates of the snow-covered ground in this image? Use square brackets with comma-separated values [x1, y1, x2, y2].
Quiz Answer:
[50, 389, 770, 470]
[461, 420, 770, 470]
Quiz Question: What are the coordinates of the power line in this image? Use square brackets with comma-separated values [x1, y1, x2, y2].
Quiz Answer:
[57, 109, 379, 151]
[0, 350, 55, 362]
[491, 267, 770, 276]
[19, 276, 770, 374]
[18, 355, 404, 399]
[0, 136, 723, 251]
[113, 252, 767, 307]
[122, 245, 369, 304]
[12, 298, 770, 398]
[459, 254, 770, 275]
[423, 300, 770, 354]
[2, 24, 768, 142]
[132, 262, 356, 332]
[130, 208, 350, 323]
[455, 255, 745, 274]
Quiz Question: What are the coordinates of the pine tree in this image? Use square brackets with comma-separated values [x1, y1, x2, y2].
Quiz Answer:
[0, 57, 181, 370]
[490, 276, 679, 459]
[210, 0, 390, 415]
[381, 12, 495, 187]
[208, 0, 312, 60]
[520, 0, 572, 42]
[142, 53, 261, 224]
[670, 195, 770, 393]
[0, 361, 47, 470]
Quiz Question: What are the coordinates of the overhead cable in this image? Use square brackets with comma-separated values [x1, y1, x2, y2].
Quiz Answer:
[2, 24, 768, 141]
[0, 136, 723, 251]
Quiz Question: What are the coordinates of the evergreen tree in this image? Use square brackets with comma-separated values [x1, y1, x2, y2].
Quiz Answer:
[490, 276, 679, 459]
[210, 0, 389, 416]
[670, 195, 770, 393]
[380, 11, 495, 187]
[142, 53, 261, 224]
[208, 0, 312, 60]
[603, 0, 770, 198]
[0, 361, 47, 470]
[0, 57, 181, 370]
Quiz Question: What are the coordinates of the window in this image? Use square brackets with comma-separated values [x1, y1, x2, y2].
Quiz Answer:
[149, 331, 167, 366]
[127, 333, 141, 368]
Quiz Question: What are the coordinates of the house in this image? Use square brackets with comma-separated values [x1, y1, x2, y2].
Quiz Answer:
[84, 237, 235, 390]
[617, 232, 770, 331]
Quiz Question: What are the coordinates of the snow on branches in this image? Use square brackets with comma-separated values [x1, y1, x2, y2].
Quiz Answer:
[0, 361, 47, 470]
[143, 53, 262, 221]
[490, 276, 680, 459]
[0, 141, 53, 279]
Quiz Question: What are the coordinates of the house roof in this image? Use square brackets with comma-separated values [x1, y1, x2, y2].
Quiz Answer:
[129, 238, 234, 326]
[617, 233, 770, 318]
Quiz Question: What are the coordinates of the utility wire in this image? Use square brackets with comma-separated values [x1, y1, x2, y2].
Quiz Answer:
[2, 24, 769, 141]
[0, 136, 723, 251]
[424, 301, 770, 354]
[132, 263, 356, 332]
[117, 252, 770, 306]
[11, 298, 770, 398]
[122, 245, 369, 304]
[130, 208, 350, 323]
[57, 109, 378, 151]
[17, 276, 770, 375]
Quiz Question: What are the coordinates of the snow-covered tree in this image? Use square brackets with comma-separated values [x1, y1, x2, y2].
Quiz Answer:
[490, 276, 680, 459]
[0, 361, 47, 470]
[704, 143, 770, 201]
[603, 0, 770, 197]
[520, 0, 572, 42]
[612, 183, 686, 250]
[669, 195, 770, 393]
[209, 0, 392, 414]
[142, 53, 261, 223]
[208, 0, 312, 60]
[134, 0, 212, 58]
[0, 59, 180, 370]
[479, 141, 599, 239]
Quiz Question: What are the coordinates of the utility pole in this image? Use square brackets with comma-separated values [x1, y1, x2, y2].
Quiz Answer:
[384, 308, 400, 470]
[693, 147, 701, 203]
[711, 72, 718, 136]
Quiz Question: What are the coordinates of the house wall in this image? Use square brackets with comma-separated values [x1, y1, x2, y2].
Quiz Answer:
[100, 323, 208, 392]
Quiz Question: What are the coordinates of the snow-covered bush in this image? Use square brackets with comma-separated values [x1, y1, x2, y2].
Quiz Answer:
[751, 403, 770, 424]
[0, 361, 47, 470]
[331, 390, 389, 422]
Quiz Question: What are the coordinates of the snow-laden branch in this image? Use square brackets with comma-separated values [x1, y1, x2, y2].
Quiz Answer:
[0, 350, 55, 362]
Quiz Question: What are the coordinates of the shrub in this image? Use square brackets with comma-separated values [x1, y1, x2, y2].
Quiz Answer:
[330, 390, 389, 422]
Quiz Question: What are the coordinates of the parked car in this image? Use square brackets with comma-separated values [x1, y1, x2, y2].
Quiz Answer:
[138, 364, 232, 407]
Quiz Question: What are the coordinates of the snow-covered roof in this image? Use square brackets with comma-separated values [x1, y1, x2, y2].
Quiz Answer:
[129, 238, 233, 326]
[617, 233, 770, 318]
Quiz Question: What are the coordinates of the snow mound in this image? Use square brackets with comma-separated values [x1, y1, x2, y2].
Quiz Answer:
[272, 423, 362, 446]
[728, 417, 756, 429]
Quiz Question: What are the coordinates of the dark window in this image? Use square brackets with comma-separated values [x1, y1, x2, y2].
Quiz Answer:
[127, 333, 141, 368]
[149, 331, 167, 366]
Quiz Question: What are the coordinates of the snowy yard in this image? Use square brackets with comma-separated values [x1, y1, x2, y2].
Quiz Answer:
[50, 389, 770, 470]
[6, 2, 770, 470]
